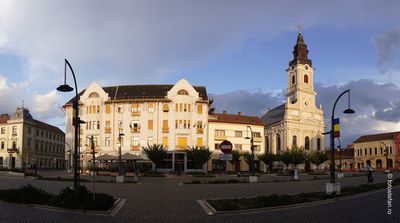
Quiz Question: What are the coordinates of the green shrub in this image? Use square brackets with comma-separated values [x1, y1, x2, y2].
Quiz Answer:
[0, 184, 53, 205]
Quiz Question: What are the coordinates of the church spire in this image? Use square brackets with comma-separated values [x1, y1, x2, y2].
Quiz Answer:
[289, 32, 312, 67]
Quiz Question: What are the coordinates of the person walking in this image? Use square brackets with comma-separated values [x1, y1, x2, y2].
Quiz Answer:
[367, 166, 374, 183]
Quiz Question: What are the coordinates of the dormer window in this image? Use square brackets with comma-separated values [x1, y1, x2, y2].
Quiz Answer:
[177, 89, 189, 95]
[304, 75, 309, 84]
[89, 92, 99, 98]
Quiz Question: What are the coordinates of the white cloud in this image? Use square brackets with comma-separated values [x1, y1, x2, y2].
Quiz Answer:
[0, 0, 398, 89]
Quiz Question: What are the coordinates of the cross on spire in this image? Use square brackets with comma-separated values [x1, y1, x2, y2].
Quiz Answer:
[297, 24, 303, 34]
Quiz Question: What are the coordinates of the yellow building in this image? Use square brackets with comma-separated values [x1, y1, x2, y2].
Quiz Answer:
[208, 112, 265, 172]
[353, 132, 400, 170]
[64, 79, 209, 172]
[0, 107, 65, 169]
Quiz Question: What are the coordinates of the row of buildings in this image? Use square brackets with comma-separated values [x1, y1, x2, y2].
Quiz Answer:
[1, 32, 399, 172]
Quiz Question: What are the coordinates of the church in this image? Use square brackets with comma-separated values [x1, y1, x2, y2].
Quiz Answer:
[261, 32, 325, 159]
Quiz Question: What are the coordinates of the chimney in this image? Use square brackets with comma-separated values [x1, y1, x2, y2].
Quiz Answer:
[238, 111, 241, 116]
[223, 110, 227, 114]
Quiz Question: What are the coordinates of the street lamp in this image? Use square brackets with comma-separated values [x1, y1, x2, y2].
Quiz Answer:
[329, 89, 355, 187]
[380, 142, 389, 172]
[245, 126, 255, 176]
[57, 59, 82, 189]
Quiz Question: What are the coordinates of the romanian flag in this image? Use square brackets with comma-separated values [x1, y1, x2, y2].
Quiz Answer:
[333, 118, 340, 138]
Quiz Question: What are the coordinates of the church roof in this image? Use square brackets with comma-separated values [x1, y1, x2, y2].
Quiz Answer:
[260, 103, 286, 125]
[65, 84, 208, 105]
[289, 32, 312, 67]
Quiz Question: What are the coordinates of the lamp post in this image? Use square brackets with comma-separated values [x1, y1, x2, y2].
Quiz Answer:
[117, 122, 125, 182]
[245, 126, 255, 176]
[329, 89, 355, 186]
[57, 59, 82, 189]
[380, 142, 389, 172]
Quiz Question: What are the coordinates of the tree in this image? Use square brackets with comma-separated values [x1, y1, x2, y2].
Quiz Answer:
[280, 150, 293, 172]
[208, 98, 216, 114]
[142, 144, 167, 173]
[289, 145, 307, 170]
[229, 150, 241, 172]
[186, 146, 212, 172]
[257, 152, 276, 172]
[307, 150, 328, 172]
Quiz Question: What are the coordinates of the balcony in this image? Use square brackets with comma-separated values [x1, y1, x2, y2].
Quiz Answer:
[214, 135, 227, 141]
[253, 137, 262, 142]
[196, 129, 204, 134]
[104, 128, 111, 134]
[131, 146, 140, 151]
[131, 128, 140, 133]
[175, 145, 187, 151]
[162, 128, 169, 133]
[131, 112, 140, 116]
[11, 133, 17, 137]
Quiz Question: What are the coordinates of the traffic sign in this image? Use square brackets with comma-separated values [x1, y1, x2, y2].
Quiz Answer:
[219, 140, 233, 154]
[220, 154, 233, 161]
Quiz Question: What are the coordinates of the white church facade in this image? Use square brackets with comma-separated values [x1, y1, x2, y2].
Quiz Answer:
[261, 32, 326, 160]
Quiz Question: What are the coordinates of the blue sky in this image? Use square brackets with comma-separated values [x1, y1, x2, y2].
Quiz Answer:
[0, 0, 399, 146]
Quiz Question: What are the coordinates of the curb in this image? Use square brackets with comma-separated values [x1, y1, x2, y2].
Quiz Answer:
[199, 186, 398, 216]
[31, 198, 126, 216]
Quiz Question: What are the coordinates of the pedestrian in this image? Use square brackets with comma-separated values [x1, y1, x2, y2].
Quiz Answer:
[367, 166, 373, 183]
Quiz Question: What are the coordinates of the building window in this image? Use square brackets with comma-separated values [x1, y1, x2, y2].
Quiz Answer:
[89, 92, 99, 98]
[235, 131, 242, 137]
[148, 137, 153, 145]
[254, 145, 260, 151]
[12, 126, 17, 135]
[364, 148, 367, 155]
[197, 121, 203, 134]
[148, 103, 154, 113]
[162, 137, 168, 147]
[163, 103, 169, 112]
[292, 135, 297, 146]
[105, 104, 111, 113]
[234, 144, 242, 150]
[197, 104, 202, 114]
[118, 105, 123, 113]
[276, 134, 281, 152]
[374, 147, 377, 155]
[317, 138, 321, 151]
[131, 137, 140, 147]
[197, 138, 203, 147]
[148, 120, 153, 130]
[0, 157, 3, 166]
[130, 120, 140, 133]
[0, 141, 4, 149]
[304, 136, 310, 150]
[177, 89, 189, 95]
[253, 132, 261, 138]
[389, 146, 393, 154]
[162, 120, 169, 133]
[215, 130, 225, 136]
[304, 74, 309, 83]
[369, 148, 372, 155]
[131, 104, 140, 115]
[28, 127, 31, 135]
[380, 147, 383, 154]
[97, 121, 100, 129]
[105, 137, 111, 147]
[265, 137, 269, 152]
[292, 75, 296, 84]
[177, 137, 188, 149]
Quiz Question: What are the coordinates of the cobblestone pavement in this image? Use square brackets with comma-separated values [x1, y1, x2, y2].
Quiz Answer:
[0, 171, 397, 222]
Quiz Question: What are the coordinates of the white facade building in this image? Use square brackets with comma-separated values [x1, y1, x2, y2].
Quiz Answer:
[261, 32, 325, 170]
[0, 107, 65, 169]
[64, 79, 209, 172]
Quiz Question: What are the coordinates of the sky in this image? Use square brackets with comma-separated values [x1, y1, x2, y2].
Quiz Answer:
[0, 0, 399, 147]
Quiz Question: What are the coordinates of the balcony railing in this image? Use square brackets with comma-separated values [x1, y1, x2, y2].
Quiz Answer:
[196, 129, 204, 134]
[214, 135, 227, 141]
[131, 112, 140, 116]
[105, 128, 111, 134]
[131, 146, 140, 151]
[162, 127, 169, 133]
[131, 128, 140, 133]
[253, 137, 262, 142]
[175, 145, 187, 150]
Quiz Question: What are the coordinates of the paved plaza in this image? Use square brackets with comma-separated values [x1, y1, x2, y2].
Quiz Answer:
[0, 171, 398, 223]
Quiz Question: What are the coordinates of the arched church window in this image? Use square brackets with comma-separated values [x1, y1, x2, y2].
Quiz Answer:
[177, 90, 189, 95]
[304, 75, 309, 84]
[276, 134, 281, 152]
[292, 135, 297, 146]
[89, 92, 99, 98]
[305, 136, 310, 150]
[292, 75, 296, 85]
[317, 138, 321, 151]
[265, 137, 269, 152]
